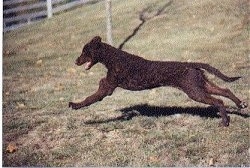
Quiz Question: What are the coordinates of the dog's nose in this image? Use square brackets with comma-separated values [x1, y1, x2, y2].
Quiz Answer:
[75, 57, 80, 65]
[75, 61, 81, 66]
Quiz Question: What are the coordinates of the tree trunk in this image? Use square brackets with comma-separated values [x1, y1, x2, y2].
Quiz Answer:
[105, 0, 113, 45]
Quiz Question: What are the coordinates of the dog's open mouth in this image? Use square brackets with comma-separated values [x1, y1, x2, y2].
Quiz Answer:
[84, 61, 92, 70]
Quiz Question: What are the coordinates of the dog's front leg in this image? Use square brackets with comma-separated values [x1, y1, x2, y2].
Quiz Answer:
[69, 78, 116, 110]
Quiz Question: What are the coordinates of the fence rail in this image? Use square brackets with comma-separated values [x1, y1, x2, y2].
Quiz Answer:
[3, 0, 96, 32]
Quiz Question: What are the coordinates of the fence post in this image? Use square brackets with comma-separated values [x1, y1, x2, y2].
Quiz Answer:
[105, 0, 113, 45]
[47, 0, 52, 18]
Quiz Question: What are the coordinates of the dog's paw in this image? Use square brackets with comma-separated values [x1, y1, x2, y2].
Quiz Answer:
[219, 116, 230, 127]
[239, 101, 248, 109]
[69, 102, 73, 108]
[69, 102, 82, 110]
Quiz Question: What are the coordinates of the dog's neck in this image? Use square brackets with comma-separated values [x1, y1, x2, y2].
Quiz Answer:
[97, 42, 147, 72]
[97, 43, 120, 70]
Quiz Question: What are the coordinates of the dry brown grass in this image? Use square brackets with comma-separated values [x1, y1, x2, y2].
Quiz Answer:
[3, 0, 249, 166]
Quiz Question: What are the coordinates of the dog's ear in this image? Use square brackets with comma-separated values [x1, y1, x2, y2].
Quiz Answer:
[91, 36, 101, 43]
[90, 36, 102, 49]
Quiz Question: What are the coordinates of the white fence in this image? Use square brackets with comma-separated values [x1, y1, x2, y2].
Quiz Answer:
[3, 0, 98, 32]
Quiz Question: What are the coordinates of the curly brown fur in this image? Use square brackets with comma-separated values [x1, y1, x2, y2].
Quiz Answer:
[69, 36, 247, 127]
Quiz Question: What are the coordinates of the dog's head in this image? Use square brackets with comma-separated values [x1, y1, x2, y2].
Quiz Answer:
[75, 36, 102, 70]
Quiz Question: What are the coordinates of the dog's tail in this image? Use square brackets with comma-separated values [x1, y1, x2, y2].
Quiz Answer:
[188, 63, 241, 82]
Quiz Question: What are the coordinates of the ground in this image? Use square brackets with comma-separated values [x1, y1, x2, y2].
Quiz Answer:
[3, 0, 249, 166]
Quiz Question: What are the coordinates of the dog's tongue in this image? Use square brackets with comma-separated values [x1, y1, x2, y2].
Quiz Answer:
[84, 61, 92, 70]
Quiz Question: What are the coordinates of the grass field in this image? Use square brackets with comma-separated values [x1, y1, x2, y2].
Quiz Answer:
[3, 0, 250, 166]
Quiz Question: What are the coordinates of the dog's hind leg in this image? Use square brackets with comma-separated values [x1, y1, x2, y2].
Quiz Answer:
[204, 80, 247, 109]
[198, 95, 230, 127]
[183, 87, 230, 127]
[180, 69, 230, 126]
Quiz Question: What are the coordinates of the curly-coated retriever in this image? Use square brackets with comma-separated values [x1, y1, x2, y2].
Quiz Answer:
[69, 36, 247, 126]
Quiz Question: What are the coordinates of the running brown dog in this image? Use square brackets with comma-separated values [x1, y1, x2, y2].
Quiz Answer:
[69, 36, 247, 126]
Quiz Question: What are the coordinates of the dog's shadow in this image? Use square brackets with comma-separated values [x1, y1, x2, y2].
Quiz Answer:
[84, 104, 249, 124]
